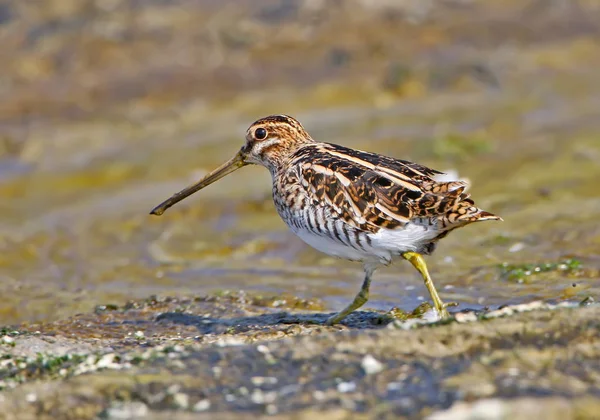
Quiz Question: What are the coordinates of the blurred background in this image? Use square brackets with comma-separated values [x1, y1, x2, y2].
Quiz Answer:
[1, 0, 599, 324]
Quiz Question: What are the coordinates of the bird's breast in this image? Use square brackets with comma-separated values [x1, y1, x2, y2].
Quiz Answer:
[272, 191, 389, 263]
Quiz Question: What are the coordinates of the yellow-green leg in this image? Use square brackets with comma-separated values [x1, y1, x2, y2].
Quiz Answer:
[402, 251, 452, 319]
[326, 265, 375, 325]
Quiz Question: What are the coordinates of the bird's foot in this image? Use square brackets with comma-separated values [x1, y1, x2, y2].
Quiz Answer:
[383, 302, 434, 322]
[436, 301, 458, 320]
[325, 313, 345, 326]
[388, 301, 458, 322]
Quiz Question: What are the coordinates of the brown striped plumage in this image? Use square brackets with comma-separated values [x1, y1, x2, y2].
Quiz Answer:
[285, 142, 496, 234]
[151, 114, 502, 324]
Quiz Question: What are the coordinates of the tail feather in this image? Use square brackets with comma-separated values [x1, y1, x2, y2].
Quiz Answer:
[443, 196, 503, 225]
[423, 177, 502, 224]
[424, 180, 468, 195]
[475, 211, 503, 221]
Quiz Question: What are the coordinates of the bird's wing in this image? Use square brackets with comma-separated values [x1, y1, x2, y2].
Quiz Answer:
[290, 143, 473, 232]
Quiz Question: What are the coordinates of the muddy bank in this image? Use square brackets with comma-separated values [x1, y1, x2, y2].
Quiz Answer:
[0, 294, 599, 419]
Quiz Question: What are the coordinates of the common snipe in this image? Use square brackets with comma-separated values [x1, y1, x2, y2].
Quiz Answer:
[151, 115, 501, 325]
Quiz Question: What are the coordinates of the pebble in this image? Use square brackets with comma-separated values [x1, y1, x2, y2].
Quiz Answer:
[337, 381, 356, 393]
[250, 389, 277, 404]
[313, 390, 326, 401]
[251, 376, 278, 386]
[508, 242, 525, 253]
[391, 318, 430, 330]
[257, 344, 270, 353]
[212, 366, 222, 378]
[427, 398, 506, 420]
[1, 336, 14, 344]
[387, 382, 402, 391]
[96, 354, 118, 369]
[193, 399, 211, 412]
[361, 354, 384, 375]
[216, 337, 245, 347]
[172, 392, 189, 409]
[455, 312, 478, 323]
[104, 402, 149, 419]
[485, 301, 544, 318]
[166, 384, 181, 394]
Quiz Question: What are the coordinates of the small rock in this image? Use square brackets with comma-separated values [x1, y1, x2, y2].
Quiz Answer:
[485, 301, 545, 318]
[455, 312, 478, 323]
[216, 337, 245, 347]
[172, 393, 189, 409]
[103, 401, 149, 419]
[251, 389, 265, 404]
[507, 367, 520, 377]
[1, 336, 14, 344]
[166, 384, 181, 395]
[96, 353, 118, 369]
[313, 390, 326, 401]
[361, 354, 384, 375]
[250, 389, 277, 404]
[251, 376, 278, 386]
[337, 381, 356, 393]
[387, 382, 402, 391]
[257, 344, 270, 353]
[508, 242, 525, 253]
[427, 398, 506, 420]
[193, 399, 211, 412]
[391, 318, 429, 330]
[167, 359, 186, 369]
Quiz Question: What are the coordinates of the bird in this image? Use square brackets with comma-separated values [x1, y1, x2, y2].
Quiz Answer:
[150, 115, 502, 325]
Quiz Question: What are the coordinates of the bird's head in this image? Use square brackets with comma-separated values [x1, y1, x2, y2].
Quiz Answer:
[150, 115, 313, 215]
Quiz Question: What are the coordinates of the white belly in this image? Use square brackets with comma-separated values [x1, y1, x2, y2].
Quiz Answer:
[292, 221, 441, 264]
[294, 227, 368, 261]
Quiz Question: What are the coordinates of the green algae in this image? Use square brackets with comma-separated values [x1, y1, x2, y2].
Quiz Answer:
[499, 258, 584, 283]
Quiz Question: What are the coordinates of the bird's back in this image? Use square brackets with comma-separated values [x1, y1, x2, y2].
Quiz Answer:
[272, 142, 500, 263]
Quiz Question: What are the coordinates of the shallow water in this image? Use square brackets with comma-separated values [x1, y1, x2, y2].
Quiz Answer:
[1, 0, 599, 324]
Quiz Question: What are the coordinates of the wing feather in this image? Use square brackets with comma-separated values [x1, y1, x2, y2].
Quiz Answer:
[291, 143, 480, 233]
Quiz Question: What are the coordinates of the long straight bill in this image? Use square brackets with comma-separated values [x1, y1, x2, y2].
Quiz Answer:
[150, 152, 247, 216]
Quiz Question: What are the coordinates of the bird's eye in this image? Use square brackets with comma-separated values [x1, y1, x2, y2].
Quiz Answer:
[254, 128, 268, 140]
